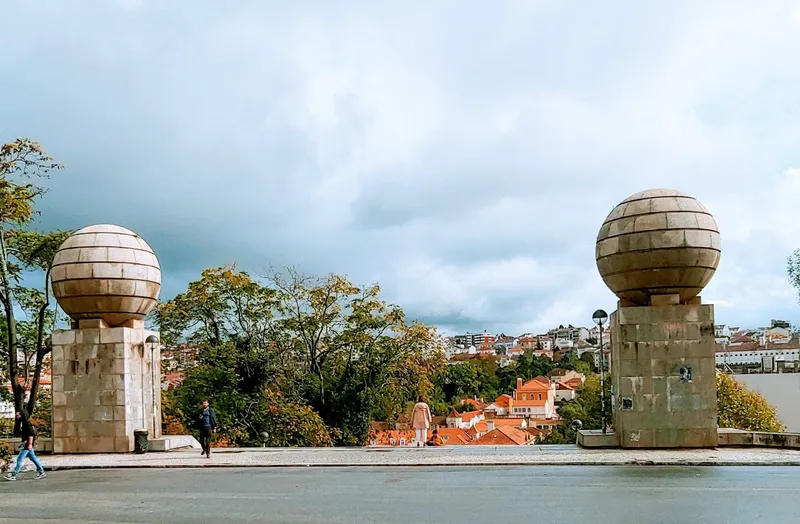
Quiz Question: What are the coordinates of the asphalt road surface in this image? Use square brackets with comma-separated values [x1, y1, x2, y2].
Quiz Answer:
[1, 466, 798, 523]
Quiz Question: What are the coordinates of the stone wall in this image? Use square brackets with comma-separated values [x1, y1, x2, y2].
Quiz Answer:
[51, 323, 161, 453]
[610, 302, 717, 448]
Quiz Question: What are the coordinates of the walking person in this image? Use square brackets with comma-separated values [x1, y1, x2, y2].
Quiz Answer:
[4, 408, 46, 481]
[410, 396, 432, 448]
[196, 399, 217, 459]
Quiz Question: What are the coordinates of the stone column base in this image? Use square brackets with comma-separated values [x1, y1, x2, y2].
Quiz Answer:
[610, 299, 718, 448]
[51, 321, 161, 453]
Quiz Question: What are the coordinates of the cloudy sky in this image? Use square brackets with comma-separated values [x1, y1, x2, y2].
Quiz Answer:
[2, 0, 799, 334]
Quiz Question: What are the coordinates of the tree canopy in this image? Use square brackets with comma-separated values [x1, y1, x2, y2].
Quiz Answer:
[717, 372, 783, 432]
[0, 138, 68, 417]
[789, 249, 800, 305]
[157, 266, 447, 446]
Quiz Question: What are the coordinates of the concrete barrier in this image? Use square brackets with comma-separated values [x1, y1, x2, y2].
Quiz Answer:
[148, 435, 202, 452]
[718, 428, 800, 449]
[577, 430, 621, 448]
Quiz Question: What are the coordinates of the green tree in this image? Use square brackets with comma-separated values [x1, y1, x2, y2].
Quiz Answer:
[559, 352, 593, 375]
[453, 401, 477, 413]
[789, 249, 800, 304]
[157, 265, 446, 446]
[717, 372, 784, 432]
[0, 138, 66, 416]
[438, 358, 499, 403]
[541, 373, 610, 444]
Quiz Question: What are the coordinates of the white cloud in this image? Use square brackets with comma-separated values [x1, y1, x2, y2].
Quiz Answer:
[0, 0, 798, 334]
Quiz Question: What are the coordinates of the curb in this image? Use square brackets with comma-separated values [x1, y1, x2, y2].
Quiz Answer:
[45, 460, 800, 470]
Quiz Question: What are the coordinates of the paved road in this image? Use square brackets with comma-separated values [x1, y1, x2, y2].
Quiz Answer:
[1, 466, 797, 523]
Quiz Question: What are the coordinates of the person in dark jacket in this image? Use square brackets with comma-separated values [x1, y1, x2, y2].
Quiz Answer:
[4, 408, 46, 481]
[196, 399, 217, 458]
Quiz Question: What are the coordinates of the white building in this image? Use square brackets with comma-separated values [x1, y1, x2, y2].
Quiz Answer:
[0, 399, 13, 419]
[716, 347, 800, 367]
[445, 408, 485, 429]
[555, 382, 576, 401]
[715, 324, 731, 344]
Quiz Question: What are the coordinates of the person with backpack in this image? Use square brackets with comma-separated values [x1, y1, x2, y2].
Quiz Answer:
[4, 408, 46, 481]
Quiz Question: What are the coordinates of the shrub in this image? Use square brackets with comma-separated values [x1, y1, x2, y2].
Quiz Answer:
[0, 417, 13, 438]
[717, 372, 784, 432]
[161, 390, 189, 435]
[0, 441, 12, 473]
[30, 390, 52, 438]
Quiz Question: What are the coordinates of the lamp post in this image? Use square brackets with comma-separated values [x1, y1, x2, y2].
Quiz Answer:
[145, 335, 160, 438]
[592, 309, 609, 434]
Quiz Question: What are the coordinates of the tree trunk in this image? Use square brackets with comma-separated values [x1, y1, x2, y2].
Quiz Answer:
[26, 266, 52, 415]
[0, 227, 22, 413]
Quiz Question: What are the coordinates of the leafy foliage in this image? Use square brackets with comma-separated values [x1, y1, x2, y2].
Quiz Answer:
[158, 266, 447, 446]
[452, 402, 477, 413]
[29, 388, 52, 438]
[261, 400, 333, 447]
[0, 138, 66, 418]
[0, 440, 12, 472]
[161, 390, 189, 436]
[541, 373, 610, 444]
[789, 249, 800, 304]
[717, 372, 784, 432]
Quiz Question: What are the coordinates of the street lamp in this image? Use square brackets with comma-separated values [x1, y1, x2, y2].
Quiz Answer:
[145, 335, 160, 438]
[592, 309, 609, 435]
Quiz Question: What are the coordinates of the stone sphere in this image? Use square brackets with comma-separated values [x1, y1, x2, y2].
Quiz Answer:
[595, 189, 721, 306]
[51, 224, 161, 326]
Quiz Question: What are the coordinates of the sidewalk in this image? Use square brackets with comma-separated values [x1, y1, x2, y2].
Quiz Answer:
[35, 445, 800, 470]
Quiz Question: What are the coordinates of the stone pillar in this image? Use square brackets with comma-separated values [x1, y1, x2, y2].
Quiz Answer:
[51, 319, 161, 453]
[610, 298, 717, 448]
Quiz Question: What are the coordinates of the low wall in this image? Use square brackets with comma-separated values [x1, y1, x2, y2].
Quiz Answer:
[577, 430, 620, 448]
[580, 429, 800, 450]
[732, 373, 800, 432]
[718, 428, 800, 449]
[1, 437, 53, 453]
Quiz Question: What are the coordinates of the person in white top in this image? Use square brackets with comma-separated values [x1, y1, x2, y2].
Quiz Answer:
[410, 396, 432, 447]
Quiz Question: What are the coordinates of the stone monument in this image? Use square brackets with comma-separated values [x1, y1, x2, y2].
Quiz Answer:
[596, 189, 720, 448]
[50, 224, 162, 453]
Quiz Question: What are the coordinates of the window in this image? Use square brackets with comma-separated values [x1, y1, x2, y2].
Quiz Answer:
[522, 394, 527, 400]
[538, 394, 542, 400]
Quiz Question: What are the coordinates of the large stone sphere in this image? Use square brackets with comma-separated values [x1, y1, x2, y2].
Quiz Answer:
[51, 224, 161, 326]
[596, 189, 721, 305]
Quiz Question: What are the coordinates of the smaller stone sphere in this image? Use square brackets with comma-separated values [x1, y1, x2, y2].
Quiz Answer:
[51, 224, 161, 326]
[596, 189, 721, 305]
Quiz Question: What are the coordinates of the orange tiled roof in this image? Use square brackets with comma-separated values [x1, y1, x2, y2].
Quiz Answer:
[473, 421, 488, 432]
[491, 394, 512, 408]
[520, 376, 552, 389]
[460, 410, 482, 422]
[564, 377, 583, 389]
[458, 398, 486, 410]
[435, 428, 473, 445]
[472, 426, 532, 446]
[556, 382, 574, 390]
[489, 418, 525, 428]
[370, 429, 416, 446]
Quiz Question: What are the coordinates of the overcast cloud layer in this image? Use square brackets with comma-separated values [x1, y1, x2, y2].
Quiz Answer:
[1, 1, 799, 334]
